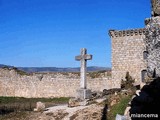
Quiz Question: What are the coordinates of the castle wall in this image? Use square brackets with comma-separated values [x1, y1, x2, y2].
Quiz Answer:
[0, 69, 112, 98]
[109, 29, 147, 88]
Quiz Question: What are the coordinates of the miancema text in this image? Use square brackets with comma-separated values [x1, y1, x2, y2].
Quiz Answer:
[131, 113, 158, 118]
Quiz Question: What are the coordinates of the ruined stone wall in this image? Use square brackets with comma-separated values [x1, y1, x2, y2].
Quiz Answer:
[145, 16, 160, 77]
[0, 68, 112, 98]
[109, 29, 147, 88]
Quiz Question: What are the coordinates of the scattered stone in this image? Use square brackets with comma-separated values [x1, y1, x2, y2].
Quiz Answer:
[34, 101, 45, 112]
[128, 101, 131, 106]
[79, 99, 89, 106]
[44, 104, 103, 120]
[124, 106, 131, 116]
[140, 82, 146, 89]
[46, 110, 68, 119]
[102, 88, 121, 96]
[95, 98, 106, 103]
[92, 91, 103, 98]
[136, 90, 141, 96]
[68, 98, 81, 107]
[121, 89, 128, 96]
[109, 94, 121, 107]
[110, 99, 117, 106]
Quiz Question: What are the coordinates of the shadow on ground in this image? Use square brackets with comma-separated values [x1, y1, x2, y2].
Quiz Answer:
[101, 104, 108, 120]
[130, 77, 160, 120]
[0, 107, 14, 115]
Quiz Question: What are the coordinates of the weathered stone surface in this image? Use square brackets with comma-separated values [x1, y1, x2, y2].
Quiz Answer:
[145, 16, 160, 77]
[102, 88, 121, 96]
[109, 94, 121, 107]
[44, 104, 104, 120]
[110, 99, 117, 106]
[68, 98, 81, 107]
[151, 0, 160, 16]
[34, 101, 45, 112]
[75, 48, 93, 100]
[0, 68, 112, 98]
[75, 48, 92, 89]
[95, 98, 106, 103]
[76, 89, 91, 100]
[108, 1, 160, 87]
[109, 29, 147, 88]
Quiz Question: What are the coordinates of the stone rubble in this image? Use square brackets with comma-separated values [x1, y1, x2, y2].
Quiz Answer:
[34, 101, 45, 112]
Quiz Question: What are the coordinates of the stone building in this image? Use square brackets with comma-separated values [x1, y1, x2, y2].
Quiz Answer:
[109, 29, 147, 88]
[109, 0, 160, 88]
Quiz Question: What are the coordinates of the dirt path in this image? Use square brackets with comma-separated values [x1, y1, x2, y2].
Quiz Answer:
[0, 103, 105, 120]
[44, 104, 103, 120]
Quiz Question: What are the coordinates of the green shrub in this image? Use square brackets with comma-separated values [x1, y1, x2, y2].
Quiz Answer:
[121, 72, 135, 90]
[13, 67, 30, 76]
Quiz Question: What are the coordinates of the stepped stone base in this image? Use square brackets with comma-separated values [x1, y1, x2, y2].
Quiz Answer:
[76, 89, 91, 100]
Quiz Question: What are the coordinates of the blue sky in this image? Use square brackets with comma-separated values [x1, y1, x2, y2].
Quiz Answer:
[0, 0, 150, 67]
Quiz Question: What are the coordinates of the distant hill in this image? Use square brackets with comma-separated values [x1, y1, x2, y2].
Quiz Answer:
[0, 64, 111, 73]
[18, 66, 110, 73]
[0, 64, 14, 68]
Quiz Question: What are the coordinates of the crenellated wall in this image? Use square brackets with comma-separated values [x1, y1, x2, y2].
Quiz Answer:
[109, 28, 147, 38]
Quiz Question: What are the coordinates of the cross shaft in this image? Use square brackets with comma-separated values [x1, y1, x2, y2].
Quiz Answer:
[75, 48, 92, 89]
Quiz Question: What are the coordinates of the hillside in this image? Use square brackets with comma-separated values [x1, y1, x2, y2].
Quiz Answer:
[0, 64, 110, 73]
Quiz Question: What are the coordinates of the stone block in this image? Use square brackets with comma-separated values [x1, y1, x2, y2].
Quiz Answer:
[76, 89, 91, 100]
[95, 98, 106, 103]
[68, 98, 80, 107]
[34, 101, 45, 112]
[124, 106, 131, 116]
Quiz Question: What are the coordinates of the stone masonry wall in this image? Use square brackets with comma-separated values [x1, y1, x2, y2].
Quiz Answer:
[0, 68, 112, 98]
[109, 29, 147, 88]
[145, 16, 160, 77]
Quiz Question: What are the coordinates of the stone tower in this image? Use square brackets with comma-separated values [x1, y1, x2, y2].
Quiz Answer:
[109, 0, 160, 88]
[109, 29, 147, 88]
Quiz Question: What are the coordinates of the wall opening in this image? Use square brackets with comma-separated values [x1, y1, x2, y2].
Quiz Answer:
[141, 70, 147, 82]
[143, 51, 148, 60]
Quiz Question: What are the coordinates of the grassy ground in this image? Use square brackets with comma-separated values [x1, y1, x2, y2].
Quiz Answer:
[107, 95, 132, 120]
[0, 96, 69, 104]
[0, 96, 69, 118]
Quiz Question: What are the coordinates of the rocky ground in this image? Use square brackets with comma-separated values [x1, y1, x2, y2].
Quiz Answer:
[0, 103, 105, 120]
[45, 104, 104, 120]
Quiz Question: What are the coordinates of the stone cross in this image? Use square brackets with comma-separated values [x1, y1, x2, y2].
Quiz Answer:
[75, 48, 92, 89]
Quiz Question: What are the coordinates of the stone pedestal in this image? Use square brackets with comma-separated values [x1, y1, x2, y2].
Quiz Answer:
[76, 89, 91, 100]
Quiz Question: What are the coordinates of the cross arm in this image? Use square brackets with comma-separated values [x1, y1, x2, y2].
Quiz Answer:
[75, 55, 81, 61]
[75, 54, 92, 61]
[84, 54, 92, 60]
